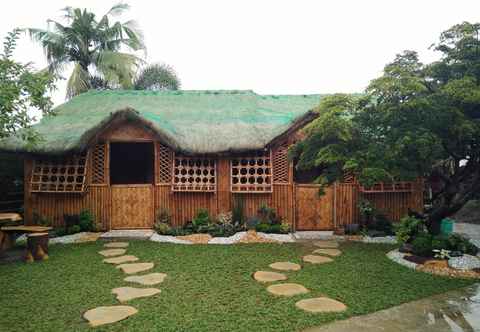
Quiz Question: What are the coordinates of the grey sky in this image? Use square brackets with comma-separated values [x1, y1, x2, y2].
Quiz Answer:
[1, 0, 479, 108]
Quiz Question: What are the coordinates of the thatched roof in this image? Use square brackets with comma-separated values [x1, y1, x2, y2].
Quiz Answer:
[0, 90, 323, 155]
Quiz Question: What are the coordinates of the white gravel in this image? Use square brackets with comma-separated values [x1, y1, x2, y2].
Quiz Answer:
[362, 236, 397, 244]
[50, 232, 90, 244]
[293, 231, 335, 240]
[149, 233, 192, 244]
[386, 249, 418, 270]
[207, 232, 247, 244]
[448, 255, 480, 270]
[102, 230, 154, 239]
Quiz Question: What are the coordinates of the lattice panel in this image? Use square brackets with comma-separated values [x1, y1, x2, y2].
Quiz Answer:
[231, 151, 273, 193]
[156, 143, 172, 184]
[91, 143, 107, 185]
[30, 152, 88, 193]
[273, 143, 289, 183]
[360, 182, 414, 193]
[172, 156, 216, 192]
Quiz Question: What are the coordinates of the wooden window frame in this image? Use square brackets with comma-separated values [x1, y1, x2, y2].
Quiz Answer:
[171, 154, 217, 192]
[90, 143, 108, 186]
[230, 150, 273, 193]
[155, 142, 173, 185]
[272, 142, 290, 184]
[30, 152, 89, 193]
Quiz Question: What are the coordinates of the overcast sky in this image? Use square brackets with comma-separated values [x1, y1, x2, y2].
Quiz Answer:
[1, 0, 479, 108]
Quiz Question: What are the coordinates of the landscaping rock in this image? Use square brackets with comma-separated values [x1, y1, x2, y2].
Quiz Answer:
[98, 249, 127, 257]
[112, 287, 161, 302]
[238, 230, 277, 243]
[386, 249, 417, 270]
[448, 255, 480, 270]
[303, 255, 334, 264]
[266, 283, 309, 296]
[125, 273, 167, 286]
[313, 240, 339, 248]
[104, 242, 129, 248]
[269, 261, 302, 271]
[258, 232, 295, 243]
[50, 232, 99, 244]
[313, 248, 342, 257]
[101, 229, 154, 239]
[362, 236, 397, 244]
[295, 297, 347, 313]
[253, 271, 287, 283]
[208, 232, 246, 244]
[150, 233, 192, 244]
[83, 305, 137, 327]
[116, 262, 154, 274]
[176, 234, 212, 244]
[103, 255, 139, 265]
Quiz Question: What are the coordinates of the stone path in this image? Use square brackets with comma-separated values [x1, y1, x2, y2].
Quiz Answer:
[253, 271, 287, 282]
[83, 241, 168, 327]
[254, 239, 347, 315]
[112, 287, 161, 302]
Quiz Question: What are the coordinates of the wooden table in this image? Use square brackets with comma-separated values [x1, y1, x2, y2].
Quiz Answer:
[0, 225, 52, 252]
[0, 213, 22, 224]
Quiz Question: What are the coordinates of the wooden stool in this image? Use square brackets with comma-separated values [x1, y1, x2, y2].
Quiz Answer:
[26, 233, 49, 261]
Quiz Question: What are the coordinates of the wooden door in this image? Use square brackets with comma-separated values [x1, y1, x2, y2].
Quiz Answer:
[111, 185, 154, 229]
[295, 184, 334, 230]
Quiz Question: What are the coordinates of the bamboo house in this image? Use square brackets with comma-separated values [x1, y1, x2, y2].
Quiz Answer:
[0, 90, 423, 231]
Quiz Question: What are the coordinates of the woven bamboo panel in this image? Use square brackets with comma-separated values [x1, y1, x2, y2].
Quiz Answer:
[231, 151, 272, 193]
[172, 156, 216, 192]
[91, 143, 107, 185]
[156, 143, 172, 184]
[30, 152, 88, 193]
[273, 143, 289, 183]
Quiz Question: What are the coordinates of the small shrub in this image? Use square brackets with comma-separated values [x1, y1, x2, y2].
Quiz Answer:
[246, 217, 260, 230]
[280, 223, 291, 234]
[257, 203, 281, 225]
[447, 234, 478, 256]
[216, 212, 233, 225]
[68, 225, 81, 235]
[33, 212, 52, 227]
[154, 222, 172, 235]
[431, 235, 450, 251]
[232, 197, 245, 225]
[395, 216, 426, 244]
[78, 209, 94, 232]
[255, 223, 271, 233]
[411, 233, 433, 257]
[55, 228, 67, 237]
[192, 209, 210, 229]
[370, 213, 394, 235]
[156, 208, 171, 225]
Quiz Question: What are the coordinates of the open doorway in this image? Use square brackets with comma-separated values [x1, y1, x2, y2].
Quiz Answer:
[110, 142, 154, 185]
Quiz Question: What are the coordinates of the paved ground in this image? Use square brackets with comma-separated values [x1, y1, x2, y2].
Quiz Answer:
[304, 284, 480, 332]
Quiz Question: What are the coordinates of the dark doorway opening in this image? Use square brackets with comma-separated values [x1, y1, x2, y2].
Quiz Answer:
[110, 142, 154, 185]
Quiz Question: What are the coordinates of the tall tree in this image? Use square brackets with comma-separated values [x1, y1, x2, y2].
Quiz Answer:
[291, 22, 480, 233]
[134, 63, 181, 91]
[29, 3, 145, 98]
[0, 29, 54, 145]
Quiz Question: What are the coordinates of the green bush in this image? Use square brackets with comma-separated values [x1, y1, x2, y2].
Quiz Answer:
[447, 234, 478, 255]
[55, 228, 67, 237]
[255, 223, 271, 233]
[68, 225, 81, 235]
[232, 197, 245, 225]
[78, 210, 94, 232]
[411, 233, 433, 257]
[156, 208, 171, 225]
[192, 209, 210, 230]
[154, 222, 172, 235]
[246, 217, 260, 230]
[431, 235, 450, 251]
[369, 213, 394, 235]
[257, 203, 281, 225]
[395, 216, 426, 244]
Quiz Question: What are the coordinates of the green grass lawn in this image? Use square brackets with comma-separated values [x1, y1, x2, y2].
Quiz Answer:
[0, 241, 474, 332]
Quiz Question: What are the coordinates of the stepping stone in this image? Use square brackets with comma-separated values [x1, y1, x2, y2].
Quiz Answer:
[266, 283, 309, 296]
[303, 255, 334, 264]
[103, 255, 139, 265]
[104, 242, 129, 248]
[116, 262, 154, 274]
[313, 240, 339, 248]
[98, 249, 126, 257]
[83, 305, 137, 327]
[125, 273, 167, 286]
[112, 286, 161, 302]
[313, 248, 342, 257]
[295, 297, 347, 313]
[253, 271, 287, 283]
[269, 261, 302, 271]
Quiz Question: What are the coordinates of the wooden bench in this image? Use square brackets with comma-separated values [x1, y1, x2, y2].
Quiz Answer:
[0, 225, 52, 252]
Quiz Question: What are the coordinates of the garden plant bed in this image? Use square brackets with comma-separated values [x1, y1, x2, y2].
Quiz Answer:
[0, 241, 475, 331]
[387, 249, 480, 279]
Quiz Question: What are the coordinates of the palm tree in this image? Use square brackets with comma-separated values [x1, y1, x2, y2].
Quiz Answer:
[29, 3, 145, 98]
[134, 63, 181, 91]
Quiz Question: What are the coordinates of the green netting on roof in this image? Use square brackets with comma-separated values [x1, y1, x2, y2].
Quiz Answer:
[0, 90, 323, 155]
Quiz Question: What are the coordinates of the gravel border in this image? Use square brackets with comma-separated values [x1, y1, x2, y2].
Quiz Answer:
[149, 233, 192, 244]
[386, 249, 418, 270]
[50, 232, 91, 244]
[362, 236, 397, 244]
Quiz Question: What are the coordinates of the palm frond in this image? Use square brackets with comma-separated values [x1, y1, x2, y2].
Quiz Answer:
[106, 2, 130, 17]
[66, 63, 91, 99]
[134, 63, 181, 91]
[94, 50, 141, 89]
